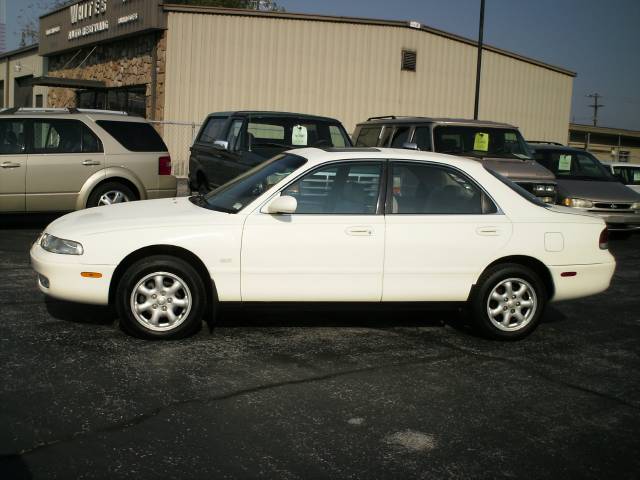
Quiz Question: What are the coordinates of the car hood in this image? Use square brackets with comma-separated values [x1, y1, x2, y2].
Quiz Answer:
[473, 157, 556, 182]
[557, 179, 640, 203]
[46, 197, 234, 238]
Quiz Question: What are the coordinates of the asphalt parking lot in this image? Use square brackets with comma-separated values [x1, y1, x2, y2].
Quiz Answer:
[1, 212, 639, 479]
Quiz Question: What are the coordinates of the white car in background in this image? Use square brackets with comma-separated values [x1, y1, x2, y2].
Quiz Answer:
[603, 162, 640, 193]
[31, 148, 615, 340]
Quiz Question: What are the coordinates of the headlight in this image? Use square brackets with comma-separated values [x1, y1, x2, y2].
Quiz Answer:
[563, 198, 594, 209]
[41, 234, 84, 255]
[533, 184, 556, 193]
[632, 202, 640, 210]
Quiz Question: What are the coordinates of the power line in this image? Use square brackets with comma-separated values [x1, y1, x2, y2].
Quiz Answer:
[586, 93, 604, 127]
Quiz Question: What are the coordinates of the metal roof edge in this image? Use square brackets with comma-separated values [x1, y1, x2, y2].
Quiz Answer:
[570, 123, 640, 138]
[0, 44, 40, 60]
[162, 4, 576, 77]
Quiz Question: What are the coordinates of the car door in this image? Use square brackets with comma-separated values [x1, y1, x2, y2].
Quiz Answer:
[0, 119, 27, 212]
[383, 161, 512, 301]
[241, 160, 385, 301]
[26, 118, 104, 211]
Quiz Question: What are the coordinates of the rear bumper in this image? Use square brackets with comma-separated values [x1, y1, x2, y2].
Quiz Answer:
[30, 243, 114, 305]
[549, 261, 616, 302]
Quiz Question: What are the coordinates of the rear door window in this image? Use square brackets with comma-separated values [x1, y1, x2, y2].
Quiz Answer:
[96, 120, 167, 152]
[390, 126, 411, 148]
[355, 126, 382, 147]
[31, 119, 101, 154]
[198, 117, 227, 144]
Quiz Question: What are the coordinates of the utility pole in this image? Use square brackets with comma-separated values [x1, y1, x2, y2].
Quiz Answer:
[586, 93, 604, 127]
[473, 0, 485, 120]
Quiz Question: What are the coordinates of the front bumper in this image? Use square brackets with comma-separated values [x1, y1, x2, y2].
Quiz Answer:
[585, 210, 640, 231]
[30, 243, 114, 305]
[549, 261, 616, 302]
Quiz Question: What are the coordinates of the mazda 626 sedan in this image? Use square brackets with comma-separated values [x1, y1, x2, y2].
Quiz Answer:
[31, 148, 616, 340]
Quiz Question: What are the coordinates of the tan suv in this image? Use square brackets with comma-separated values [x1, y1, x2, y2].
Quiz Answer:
[0, 108, 177, 212]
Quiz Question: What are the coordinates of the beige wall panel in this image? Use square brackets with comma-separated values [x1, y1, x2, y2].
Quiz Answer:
[479, 50, 573, 144]
[164, 12, 573, 173]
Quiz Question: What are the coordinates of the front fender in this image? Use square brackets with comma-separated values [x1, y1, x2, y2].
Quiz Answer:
[76, 167, 147, 210]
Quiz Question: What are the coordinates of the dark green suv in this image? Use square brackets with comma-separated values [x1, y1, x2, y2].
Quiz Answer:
[189, 111, 352, 193]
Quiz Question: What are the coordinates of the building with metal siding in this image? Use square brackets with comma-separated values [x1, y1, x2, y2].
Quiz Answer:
[0, 45, 48, 109]
[569, 124, 640, 165]
[37, 2, 576, 175]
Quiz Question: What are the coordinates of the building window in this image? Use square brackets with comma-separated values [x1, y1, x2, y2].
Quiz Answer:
[0, 80, 4, 108]
[401, 50, 417, 71]
[35, 94, 43, 108]
[618, 150, 630, 162]
[76, 85, 147, 117]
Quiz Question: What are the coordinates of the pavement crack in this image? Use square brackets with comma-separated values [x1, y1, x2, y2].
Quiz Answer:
[410, 332, 640, 412]
[7, 353, 460, 458]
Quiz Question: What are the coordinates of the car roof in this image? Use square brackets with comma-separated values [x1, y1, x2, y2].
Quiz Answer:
[356, 116, 517, 129]
[286, 146, 485, 171]
[205, 111, 343, 123]
[0, 108, 149, 123]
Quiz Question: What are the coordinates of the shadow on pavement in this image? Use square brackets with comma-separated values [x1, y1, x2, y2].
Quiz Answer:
[45, 297, 115, 326]
[0, 213, 65, 230]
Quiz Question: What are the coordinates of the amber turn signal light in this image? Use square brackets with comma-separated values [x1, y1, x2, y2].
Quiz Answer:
[81, 272, 103, 278]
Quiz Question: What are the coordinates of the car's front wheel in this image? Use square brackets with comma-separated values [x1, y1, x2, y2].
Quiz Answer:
[116, 255, 206, 339]
[470, 263, 547, 340]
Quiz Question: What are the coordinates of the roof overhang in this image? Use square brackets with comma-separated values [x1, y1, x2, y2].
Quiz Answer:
[27, 76, 106, 89]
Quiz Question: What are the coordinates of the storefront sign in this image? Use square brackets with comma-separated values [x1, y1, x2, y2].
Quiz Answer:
[39, 0, 165, 56]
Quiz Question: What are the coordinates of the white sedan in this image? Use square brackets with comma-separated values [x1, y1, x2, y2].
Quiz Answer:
[31, 148, 615, 340]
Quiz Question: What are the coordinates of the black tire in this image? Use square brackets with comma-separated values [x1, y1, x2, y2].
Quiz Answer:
[470, 263, 547, 340]
[87, 181, 137, 208]
[116, 255, 206, 339]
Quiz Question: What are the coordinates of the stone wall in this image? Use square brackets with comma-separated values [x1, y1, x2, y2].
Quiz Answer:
[46, 31, 166, 120]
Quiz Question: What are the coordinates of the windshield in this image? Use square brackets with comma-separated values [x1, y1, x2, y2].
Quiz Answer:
[486, 167, 547, 208]
[193, 154, 307, 213]
[434, 126, 533, 160]
[534, 150, 615, 181]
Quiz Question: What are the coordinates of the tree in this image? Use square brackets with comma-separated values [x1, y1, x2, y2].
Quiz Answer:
[170, 0, 284, 11]
[18, 0, 69, 47]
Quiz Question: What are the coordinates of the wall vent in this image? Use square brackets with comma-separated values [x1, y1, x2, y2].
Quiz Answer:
[401, 50, 417, 72]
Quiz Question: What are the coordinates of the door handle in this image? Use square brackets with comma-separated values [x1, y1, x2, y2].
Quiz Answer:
[346, 226, 373, 236]
[476, 226, 501, 236]
[82, 159, 101, 166]
[1, 161, 21, 168]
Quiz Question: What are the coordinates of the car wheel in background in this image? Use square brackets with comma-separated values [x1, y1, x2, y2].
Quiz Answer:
[470, 263, 547, 340]
[116, 255, 206, 339]
[87, 181, 137, 207]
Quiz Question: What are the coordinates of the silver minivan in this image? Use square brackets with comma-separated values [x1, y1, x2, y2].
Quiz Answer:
[0, 108, 177, 213]
[531, 145, 640, 231]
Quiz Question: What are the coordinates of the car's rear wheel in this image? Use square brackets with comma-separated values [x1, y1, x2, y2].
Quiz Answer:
[116, 255, 206, 339]
[470, 263, 547, 340]
[87, 181, 136, 208]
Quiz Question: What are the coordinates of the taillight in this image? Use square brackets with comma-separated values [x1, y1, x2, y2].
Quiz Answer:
[158, 155, 171, 175]
[599, 228, 609, 250]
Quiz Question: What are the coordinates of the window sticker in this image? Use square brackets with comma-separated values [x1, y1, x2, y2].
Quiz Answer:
[473, 132, 489, 151]
[633, 170, 640, 181]
[504, 132, 517, 142]
[558, 154, 572, 171]
[291, 125, 308, 146]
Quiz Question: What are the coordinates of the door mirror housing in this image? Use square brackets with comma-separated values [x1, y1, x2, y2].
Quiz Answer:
[213, 140, 229, 150]
[266, 195, 297, 214]
[402, 142, 419, 150]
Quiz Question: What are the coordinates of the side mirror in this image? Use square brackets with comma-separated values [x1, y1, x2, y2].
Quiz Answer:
[402, 142, 419, 150]
[213, 140, 229, 150]
[266, 195, 297, 214]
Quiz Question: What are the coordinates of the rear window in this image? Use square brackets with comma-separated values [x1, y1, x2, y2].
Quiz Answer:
[96, 120, 167, 152]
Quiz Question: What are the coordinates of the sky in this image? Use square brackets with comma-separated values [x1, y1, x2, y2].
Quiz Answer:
[4, 0, 639, 131]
